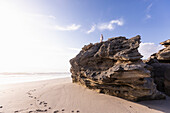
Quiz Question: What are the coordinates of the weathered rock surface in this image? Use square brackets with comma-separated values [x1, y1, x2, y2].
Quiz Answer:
[157, 40, 170, 60]
[70, 35, 165, 101]
[146, 39, 170, 96]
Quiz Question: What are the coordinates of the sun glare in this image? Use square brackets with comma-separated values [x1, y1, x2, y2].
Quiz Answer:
[0, 1, 62, 72]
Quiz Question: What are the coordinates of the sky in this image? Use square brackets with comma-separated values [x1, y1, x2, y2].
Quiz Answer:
[0, 0, 169, 72]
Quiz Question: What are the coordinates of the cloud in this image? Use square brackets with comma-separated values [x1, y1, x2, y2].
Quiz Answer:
[54, 24, 81, 31]
[98, 19, 124, 30]
[147, 3, 152, 12]
[145, 3, 152, 20]
[146, 14, 151, 19]
[86, 25, 96, 34]
[33, 14, 56, 19]
[68, 48, 81, 51]
[138, 42, 164, 59]
[48, 15, 56, 19]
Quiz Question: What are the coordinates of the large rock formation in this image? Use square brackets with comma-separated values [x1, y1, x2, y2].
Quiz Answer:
[70, 35, 165, 101]
[146, 39, 170, 96]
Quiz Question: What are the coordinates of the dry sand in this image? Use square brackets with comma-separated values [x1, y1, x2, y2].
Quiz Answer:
[0, 77, 169, 113]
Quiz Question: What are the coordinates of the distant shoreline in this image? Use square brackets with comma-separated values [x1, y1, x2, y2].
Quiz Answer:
[0, 73, 71, 85]
[0, 72, 70, 75]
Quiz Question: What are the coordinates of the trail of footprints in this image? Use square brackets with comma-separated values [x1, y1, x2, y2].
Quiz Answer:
[13, 89, 81, 113]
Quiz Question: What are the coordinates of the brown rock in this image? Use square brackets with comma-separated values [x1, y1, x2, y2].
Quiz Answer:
[146, 39, 170, 96]
[70, 35, 165, 101]
[157, 46, 170, 60]
[160, 39, 170, 47]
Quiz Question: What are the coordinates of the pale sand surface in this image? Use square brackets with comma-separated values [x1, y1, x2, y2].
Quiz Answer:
[0, 77, 169, 113]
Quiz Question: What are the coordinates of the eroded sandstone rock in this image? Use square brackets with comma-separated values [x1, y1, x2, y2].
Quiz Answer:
[146, 39, 170, 96]
[70, 35, 165, 101]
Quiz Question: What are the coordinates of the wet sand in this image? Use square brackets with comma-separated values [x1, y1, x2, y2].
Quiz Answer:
[0, 77, 169, 113]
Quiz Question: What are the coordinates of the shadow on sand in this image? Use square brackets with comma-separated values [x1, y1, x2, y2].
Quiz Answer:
[139, 95, 170, 113]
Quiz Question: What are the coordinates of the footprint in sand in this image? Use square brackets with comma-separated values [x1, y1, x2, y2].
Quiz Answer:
[39, 102, 43, 105]
[27, 89, 37, 95]
[39, 101, 49, 108]
[29, 96, 33, 98]
[36, 109, 47, 112]
[53, 110, 59, 113]
[27, 92, 31, 95]
[44, 102, 47, 107]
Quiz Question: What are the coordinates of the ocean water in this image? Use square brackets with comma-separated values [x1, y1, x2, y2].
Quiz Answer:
[0, 73, 70, 85]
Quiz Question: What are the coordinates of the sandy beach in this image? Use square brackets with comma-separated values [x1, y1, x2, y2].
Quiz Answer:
[0, 77, 169, 113]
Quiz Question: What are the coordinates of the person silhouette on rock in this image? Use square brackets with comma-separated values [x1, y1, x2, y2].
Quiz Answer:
[100, 34, 103, 42]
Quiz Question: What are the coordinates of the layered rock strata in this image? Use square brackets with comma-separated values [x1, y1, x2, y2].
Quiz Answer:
[146, 39, 170, 96]
[70, 35, 165, 101]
